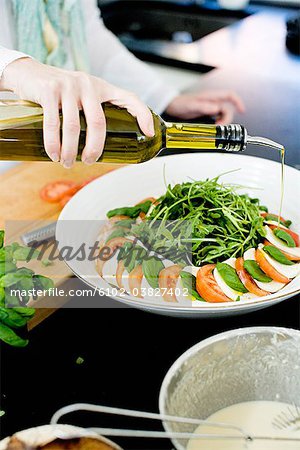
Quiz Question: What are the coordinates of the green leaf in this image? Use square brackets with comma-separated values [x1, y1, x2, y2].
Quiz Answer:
[33, 275, 54, 292]
[0, 322, 28, 347]
[105, 228, 127, 243]
[273, 229, 296, 248]
[263, 245, 294, 266]
[107, 200, 152, 219]
[142, 257, 164, 289]
[13, 247, 40, 262]
[0, 307, 27, 328]
[13, 307, 35, 319]
[180, 271, 205, 301]
[243, 260, 272, 282]
[0, 261, 17, 276]
[216, 263, 248, 293]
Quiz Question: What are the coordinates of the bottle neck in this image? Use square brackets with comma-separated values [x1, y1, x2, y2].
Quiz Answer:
[165, 122, 247, 152]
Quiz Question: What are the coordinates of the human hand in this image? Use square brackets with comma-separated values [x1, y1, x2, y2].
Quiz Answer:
[0, 58, 154, 167]
[165, 90, 245, 125]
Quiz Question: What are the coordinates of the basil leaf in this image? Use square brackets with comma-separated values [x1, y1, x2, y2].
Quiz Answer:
[33, 275, 54, 292]
[142, 257, 164, 289]
[13, 247, 40, 262]
[263, 245, 294, 266]
[263, 214, 289, 227]
[273, 229, 296, 248]
[259, 206, 268, 213]
[0, 261, 17, 276]
[216, 263, 248, 293]
[180, 271, 205, 301]
[243, 260, 272, 282]
[107, 200, 152, 219]
[0, 323, 28, 347]
[13, 307, 35, 319]
[0, 307, 27, 328]
[105, 228, 127, 243]
[123, 247, 147, 273]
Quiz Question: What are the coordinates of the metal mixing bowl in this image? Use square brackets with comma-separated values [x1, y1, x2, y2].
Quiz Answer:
[159, 327, 300, 450]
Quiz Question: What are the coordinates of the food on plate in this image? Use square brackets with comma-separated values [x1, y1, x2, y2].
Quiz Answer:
[95, 176, 300, 304]
[5, 437, 115, 450]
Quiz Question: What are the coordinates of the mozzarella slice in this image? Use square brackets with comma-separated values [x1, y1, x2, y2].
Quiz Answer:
[176, 266, 199, 303]
[264, 226, 300, 258]
[213, 258, 255, 301]
[101, 253, 119, 287]
[243, 247, 286, 293]
[264, 220, 289, 230]
[258, 244, 300, 279]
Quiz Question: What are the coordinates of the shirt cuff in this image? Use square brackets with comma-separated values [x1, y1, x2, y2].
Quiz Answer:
[0, 48, 31, 81]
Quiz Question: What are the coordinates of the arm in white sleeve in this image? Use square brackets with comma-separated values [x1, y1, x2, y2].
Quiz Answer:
[82, 0, 178, 114]
[0, 45, 30, 87]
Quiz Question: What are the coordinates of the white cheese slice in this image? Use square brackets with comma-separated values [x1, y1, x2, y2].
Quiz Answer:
[213, 258, 255, 301]
[243, 247, 285, 293]
[264, 226, 300, 258]
[258, 244, 300, 279]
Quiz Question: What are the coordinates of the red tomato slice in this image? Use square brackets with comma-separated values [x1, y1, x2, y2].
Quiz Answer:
[269, 225, 300, 247]
[264, 240, 300, 261]
[128, 264, 144, 298]
[96, 237, 132, 277]
[196, 264, 231, 303]
[255, 249, 290, 284]
[158, 265, 182, 303]
[40, 180, 78, 203]
[235, 257, 270, 297]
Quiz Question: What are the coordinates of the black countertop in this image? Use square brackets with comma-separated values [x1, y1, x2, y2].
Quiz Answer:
[1, 3, 300, 450]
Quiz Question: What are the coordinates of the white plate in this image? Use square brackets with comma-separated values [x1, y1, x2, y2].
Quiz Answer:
[56, 154, 300, 317]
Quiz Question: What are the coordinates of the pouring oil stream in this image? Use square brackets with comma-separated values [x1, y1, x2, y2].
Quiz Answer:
[247, 135, 285, 225]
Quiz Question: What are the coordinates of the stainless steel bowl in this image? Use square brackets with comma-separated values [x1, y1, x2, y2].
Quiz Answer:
[159, 327, 300, 450]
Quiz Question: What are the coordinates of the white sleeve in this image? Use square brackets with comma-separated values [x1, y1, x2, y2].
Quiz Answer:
[82, 0, 178, 113]
[0, 45, 30, 82]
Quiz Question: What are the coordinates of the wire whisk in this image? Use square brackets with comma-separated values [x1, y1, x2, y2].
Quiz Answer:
[50, 403, 300, 446]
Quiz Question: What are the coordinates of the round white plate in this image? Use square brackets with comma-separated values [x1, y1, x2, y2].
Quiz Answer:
[56, 153, 300, 317]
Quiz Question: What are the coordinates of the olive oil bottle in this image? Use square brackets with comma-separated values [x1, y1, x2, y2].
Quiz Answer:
[0, 99, 283, 163]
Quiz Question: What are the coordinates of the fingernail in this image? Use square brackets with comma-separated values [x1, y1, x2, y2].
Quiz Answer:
[50, 153, 60, 162]
[83, 157, 95, 165]
[61, 159, 74, 169]
[148, 123, 155, 137]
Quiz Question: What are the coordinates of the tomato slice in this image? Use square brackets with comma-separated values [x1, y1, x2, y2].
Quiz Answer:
[96, 237, 132, 277]
[235, 257, 270, 297]
[255, 249, 290, 284]
[128, 264, 143, 298]
[263, 240, 300, 261]
[196, 264, 231, 303]
[40, 180, 78, 203]
[269, 225, 300, 247]
[158, 265, 182, 303]
[135, 197, 157, 206]
[109, 215, 130, 224]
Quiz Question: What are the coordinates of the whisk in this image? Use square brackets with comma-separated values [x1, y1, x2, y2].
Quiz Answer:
[50, 403, 300, 446]
[272, 404, 300, 431]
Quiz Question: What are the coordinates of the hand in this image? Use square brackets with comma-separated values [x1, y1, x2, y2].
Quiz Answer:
[0, 58, 154, 167]
[165, 90, 245, 125]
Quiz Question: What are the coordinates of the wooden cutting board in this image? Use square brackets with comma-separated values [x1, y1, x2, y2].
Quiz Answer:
[0, 161, 124, 328]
